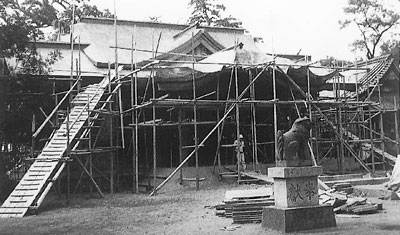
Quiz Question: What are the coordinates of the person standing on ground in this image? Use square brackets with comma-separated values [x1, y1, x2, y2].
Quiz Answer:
[234, 134, 246, 170]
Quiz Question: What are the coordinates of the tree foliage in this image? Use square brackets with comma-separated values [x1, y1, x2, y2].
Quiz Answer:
[380, 39, 400, 55]
[1, 0, 113, 150]
[188, 0, 242, 28]
[340, 0, 400, 59]
[0, 0, 56, 73]
[58, 3, 114, 33]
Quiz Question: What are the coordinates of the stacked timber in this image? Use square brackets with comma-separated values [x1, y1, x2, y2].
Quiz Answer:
[229, 197, 274, 223]
[319, 189, 383, 215]
[216, 187, 274, 224]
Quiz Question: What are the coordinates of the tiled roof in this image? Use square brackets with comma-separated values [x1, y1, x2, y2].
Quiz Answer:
[34, 17, 259, 77]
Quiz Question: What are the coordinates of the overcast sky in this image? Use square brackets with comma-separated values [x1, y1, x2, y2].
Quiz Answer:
[90, 0, 367, 61]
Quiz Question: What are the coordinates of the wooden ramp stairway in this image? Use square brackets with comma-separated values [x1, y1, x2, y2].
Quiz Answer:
[0, 76, 111, 217]
[346, 131, 397, 165]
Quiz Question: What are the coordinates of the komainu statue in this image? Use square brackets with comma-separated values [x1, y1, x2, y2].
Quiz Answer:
[276, 116, 312, 167]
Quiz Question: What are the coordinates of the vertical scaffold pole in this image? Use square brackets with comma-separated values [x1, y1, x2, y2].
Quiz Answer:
[273, 59, 278, 164]
[235, 64, 241, 183]
[369, 106, 375, 175]
[151, 33, 157, 194]
[339, 106, 345, 174]
[31, 114, 35, 159]
[134, 26, 139, 193]
[69, 3, 75, 103]
[191, 33, 200, 190]
[66, 106, 71, 206]
[108, 62, 114, 194]
[178, 102, 183, 184]
[378, 82, 386, 171]
[88, 93, 93, 196]
[394, 97, 399, 157]
[130, 35, 135, 192]
[216, 75, 222, 172]
[249, 69, 258, 171]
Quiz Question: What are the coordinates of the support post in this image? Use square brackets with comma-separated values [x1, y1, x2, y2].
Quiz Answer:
[178, 105, 183, 184]
[338, 106, 345, 174]
[395, 97, 399, 157]
[191, 33, 200, 190]
[249, 69, 258, 171]
[69, 3, 75, 103]
[130, 34, 139, 193]
[369, 107, 375, 175]
[273, 61, 278, 164]
[134, 28, 139, 193]
[66, 106, 71, 206]
[31, 113, 36, 159]
[108, 63, 114, 194]
[216, 75, 222, 172]
[379, 107, 386, 172]
[234, 65, 241, 184]
[151, 35, 157, 194]
[88, 94, 93, 196]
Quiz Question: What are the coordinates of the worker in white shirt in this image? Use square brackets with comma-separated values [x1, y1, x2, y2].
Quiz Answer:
[234, 134, 246, 170]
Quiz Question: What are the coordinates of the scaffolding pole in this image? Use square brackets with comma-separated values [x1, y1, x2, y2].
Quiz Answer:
[191, 33, 200, 190]
[395, 97, 399, 157]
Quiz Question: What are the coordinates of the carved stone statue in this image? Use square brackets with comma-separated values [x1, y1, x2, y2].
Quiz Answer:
[276, 116, 312, 167]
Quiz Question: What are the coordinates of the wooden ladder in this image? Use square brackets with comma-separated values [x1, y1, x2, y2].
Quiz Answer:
[0, 77, 110, 217]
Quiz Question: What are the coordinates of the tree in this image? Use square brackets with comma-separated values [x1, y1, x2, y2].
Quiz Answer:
[57, 3, 114, 33]
[1, 0, 113, 144]
[1, 1, 61, 147]
[22, 0, 58, 27]
[0, 0, 55, 73]
[340, 0, 400, 59]
[188, 0, 242, 28]
[380, 39, 400, 55]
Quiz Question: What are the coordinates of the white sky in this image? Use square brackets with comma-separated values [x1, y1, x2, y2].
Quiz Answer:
[89, 0, 368, 61]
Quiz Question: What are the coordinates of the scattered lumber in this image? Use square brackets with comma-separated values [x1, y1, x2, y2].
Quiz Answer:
[320, 188, 383, 215]
[333, 182, 354, 194]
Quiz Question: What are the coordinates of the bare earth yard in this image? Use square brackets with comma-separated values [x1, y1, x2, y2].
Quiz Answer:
[1, 182, 400, 235]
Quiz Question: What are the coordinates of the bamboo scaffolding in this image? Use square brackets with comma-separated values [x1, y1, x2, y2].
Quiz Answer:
[149, 64, 270, 196]
[40, 24, 397, 199]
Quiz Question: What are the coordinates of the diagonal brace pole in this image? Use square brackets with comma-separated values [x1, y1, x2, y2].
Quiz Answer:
[74, 156, 105, 198]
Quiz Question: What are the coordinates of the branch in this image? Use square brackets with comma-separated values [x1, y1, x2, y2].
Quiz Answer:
[355, 21, 373, 58]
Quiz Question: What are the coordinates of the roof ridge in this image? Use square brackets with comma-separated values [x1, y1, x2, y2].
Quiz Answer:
[79, 17, 245, 31]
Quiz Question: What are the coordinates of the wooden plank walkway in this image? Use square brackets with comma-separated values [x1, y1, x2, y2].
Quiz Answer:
[0, 78, 110, 218]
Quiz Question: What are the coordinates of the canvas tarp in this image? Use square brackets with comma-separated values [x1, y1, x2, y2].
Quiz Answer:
[155, 45, 337, 91]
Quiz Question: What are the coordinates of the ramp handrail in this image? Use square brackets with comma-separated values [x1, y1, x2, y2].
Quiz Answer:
[33, 77, 82, 138]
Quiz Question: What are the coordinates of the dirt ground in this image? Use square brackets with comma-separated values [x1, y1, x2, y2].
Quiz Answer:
[1, 166, 400, 235]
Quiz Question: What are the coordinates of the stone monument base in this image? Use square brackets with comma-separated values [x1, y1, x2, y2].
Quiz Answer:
[262, 204, 336, 232]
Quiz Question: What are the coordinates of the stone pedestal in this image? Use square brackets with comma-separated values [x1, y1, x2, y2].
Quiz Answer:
[262, 166, 336, 232]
